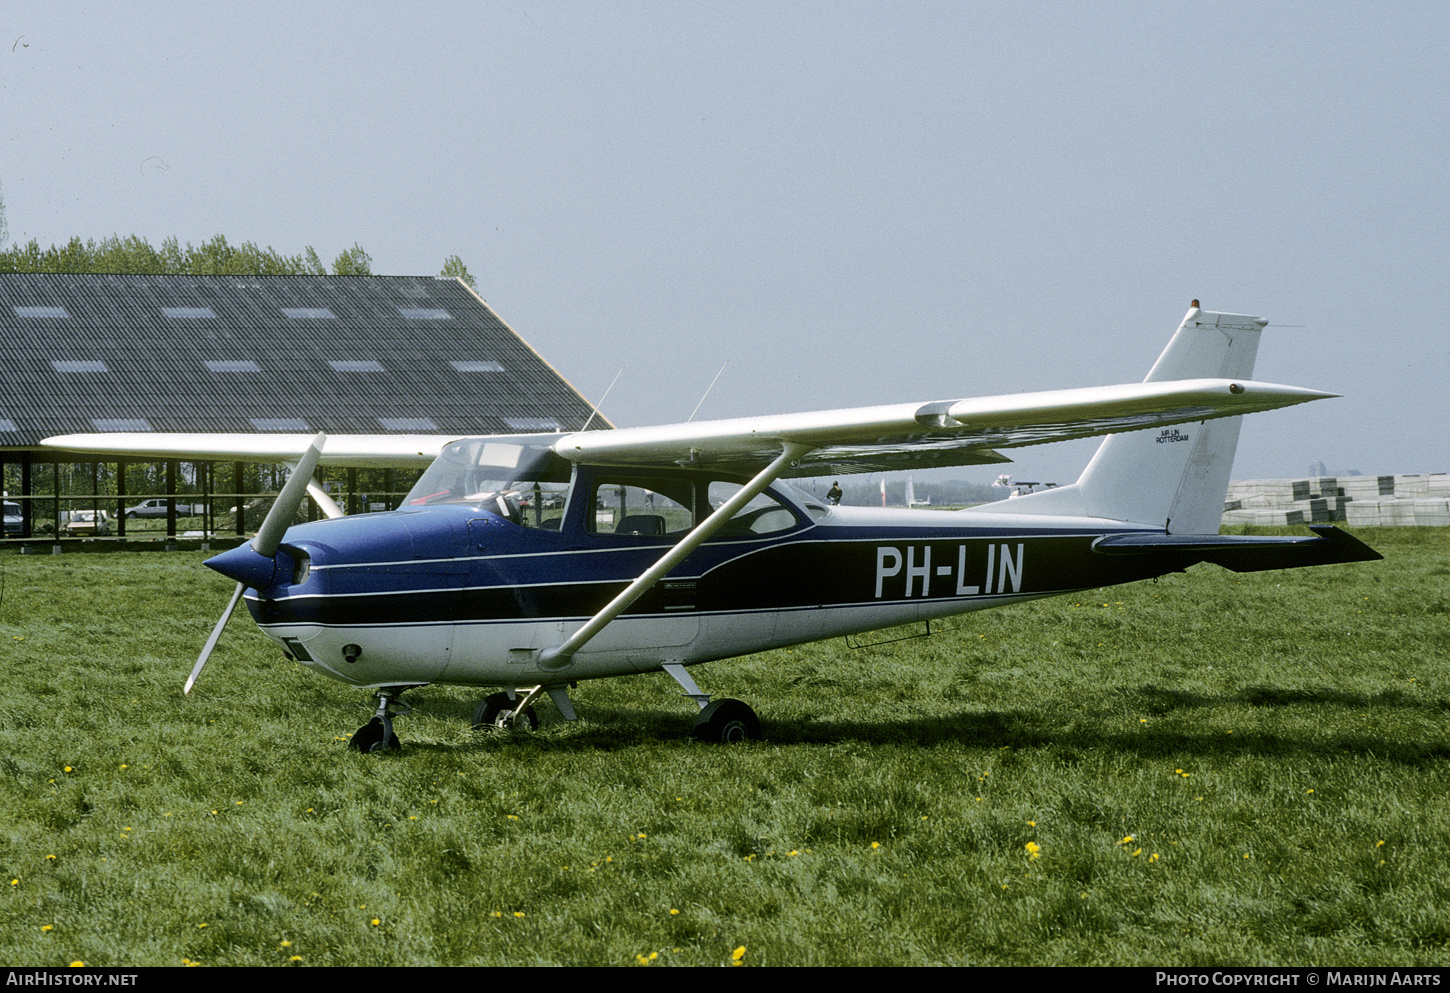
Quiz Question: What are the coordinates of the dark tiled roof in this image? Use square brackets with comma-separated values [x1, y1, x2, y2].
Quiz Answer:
[0, 273, 603, 447]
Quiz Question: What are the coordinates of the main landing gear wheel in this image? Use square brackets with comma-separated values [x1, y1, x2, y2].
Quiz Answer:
[691, 698, 760, 744]
[349, 716, 402, 753]
[473, 692, 540, 732]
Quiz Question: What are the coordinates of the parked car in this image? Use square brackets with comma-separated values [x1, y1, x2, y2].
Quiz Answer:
[2, 501, 22, 536]
[64, 509, 113, 537]
[122, 499, 201, 519]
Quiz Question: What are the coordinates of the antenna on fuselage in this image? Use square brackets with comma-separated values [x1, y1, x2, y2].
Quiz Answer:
[688, 360, 729, 422]
[581, 367, 624, 432]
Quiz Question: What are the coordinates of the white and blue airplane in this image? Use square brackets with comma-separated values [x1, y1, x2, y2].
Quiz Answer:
[45, 303, 1380, 751]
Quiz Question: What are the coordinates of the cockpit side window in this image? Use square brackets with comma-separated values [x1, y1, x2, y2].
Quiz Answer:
[588, 477, 697, 537]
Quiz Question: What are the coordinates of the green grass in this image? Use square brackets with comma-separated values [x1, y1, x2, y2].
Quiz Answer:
[0, 528, 1446, 966]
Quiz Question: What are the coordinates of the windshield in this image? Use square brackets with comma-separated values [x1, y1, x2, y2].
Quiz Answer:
[404, 434, 573, 529]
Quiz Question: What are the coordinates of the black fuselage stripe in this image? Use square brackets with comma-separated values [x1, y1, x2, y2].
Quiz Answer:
[250, 534, 1185, 627]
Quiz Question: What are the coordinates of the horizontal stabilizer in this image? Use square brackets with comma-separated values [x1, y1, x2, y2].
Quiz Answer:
[1093, 526, 1383, 572]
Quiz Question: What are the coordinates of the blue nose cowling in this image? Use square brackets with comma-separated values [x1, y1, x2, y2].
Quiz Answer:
[205, 542, 279, 591]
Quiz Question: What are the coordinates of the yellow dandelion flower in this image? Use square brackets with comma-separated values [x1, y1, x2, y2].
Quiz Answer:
[1130, 848, 1142, 857]
[514, 912, 525, 918]
[1025, 841, 1041, 859]
[69, 961, 84, 968]
[371, 918, 381, 926]
[670, 909, 679, 915]
[731, 946, 747, 966]
[40, 925, 53, 933]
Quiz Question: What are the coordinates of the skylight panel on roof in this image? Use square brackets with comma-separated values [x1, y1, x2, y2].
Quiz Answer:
[504, 417, 561, 432]
[51, 360, 109, 373]
[92, 418, 152, 432]
[450, 360, 505, 372]
[398, 307, 451, 320]
[0, 418, 17, 432]
[328, 360, 386, 372]
[250, 418, 310, 431]
[14, 305, 69, 318]
[162, 307, 217, 319]
[377, 417, 438, 431]
[206, 360, 261, 373]
[282, 308, 335, 319]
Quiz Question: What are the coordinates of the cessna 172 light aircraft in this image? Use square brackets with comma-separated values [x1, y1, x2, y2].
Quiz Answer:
[44, 303, 1380, 751]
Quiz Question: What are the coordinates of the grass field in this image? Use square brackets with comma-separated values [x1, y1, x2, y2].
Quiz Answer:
[0, 527, 1446, 967]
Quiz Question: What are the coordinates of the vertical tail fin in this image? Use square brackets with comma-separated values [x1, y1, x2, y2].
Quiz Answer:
[978, 303, 1268, 533]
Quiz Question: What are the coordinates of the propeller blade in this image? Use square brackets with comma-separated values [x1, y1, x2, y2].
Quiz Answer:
[253, 432, 327, 557]
[187, 433, 325, 694]
[186, 581, 246, 694]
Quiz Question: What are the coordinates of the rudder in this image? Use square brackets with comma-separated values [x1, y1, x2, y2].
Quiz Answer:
[978, 303, 1268, 533]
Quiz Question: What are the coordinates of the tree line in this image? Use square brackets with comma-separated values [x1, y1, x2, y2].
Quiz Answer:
[0, 232, 476, 288]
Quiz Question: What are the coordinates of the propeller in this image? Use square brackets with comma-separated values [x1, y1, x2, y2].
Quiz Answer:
[185, 432, 327, 694]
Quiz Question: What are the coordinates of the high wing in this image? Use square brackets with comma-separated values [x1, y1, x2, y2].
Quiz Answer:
[41, 378, 1330, 477]
[550, 378, 1332, 477]
[40, 305, 1331, 477]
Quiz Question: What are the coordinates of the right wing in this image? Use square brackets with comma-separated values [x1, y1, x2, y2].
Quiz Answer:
[551, 378, 1334, 477]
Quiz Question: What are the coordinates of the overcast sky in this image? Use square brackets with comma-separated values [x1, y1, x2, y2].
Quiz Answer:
[3, 1, 1446, 484]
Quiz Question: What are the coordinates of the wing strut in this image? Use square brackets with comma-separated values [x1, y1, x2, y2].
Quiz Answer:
[538, 441, 814, 669]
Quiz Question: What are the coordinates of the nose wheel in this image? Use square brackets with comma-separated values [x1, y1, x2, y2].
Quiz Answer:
[348, 686, 415, 753]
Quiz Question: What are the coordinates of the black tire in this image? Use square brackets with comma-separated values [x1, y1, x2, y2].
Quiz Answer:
[126, 513, 137, 520]
[348, 716, 402, 753]
[691, 698, 760, 743]
[472, 692, 539, 731]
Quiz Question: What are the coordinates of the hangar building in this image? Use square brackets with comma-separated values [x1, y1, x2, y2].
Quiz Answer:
[0, 272, 603, 540]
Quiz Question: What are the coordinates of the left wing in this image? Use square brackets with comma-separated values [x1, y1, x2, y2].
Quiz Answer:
[552, 378, 1333, 477]
[39, 432, 451, 468]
